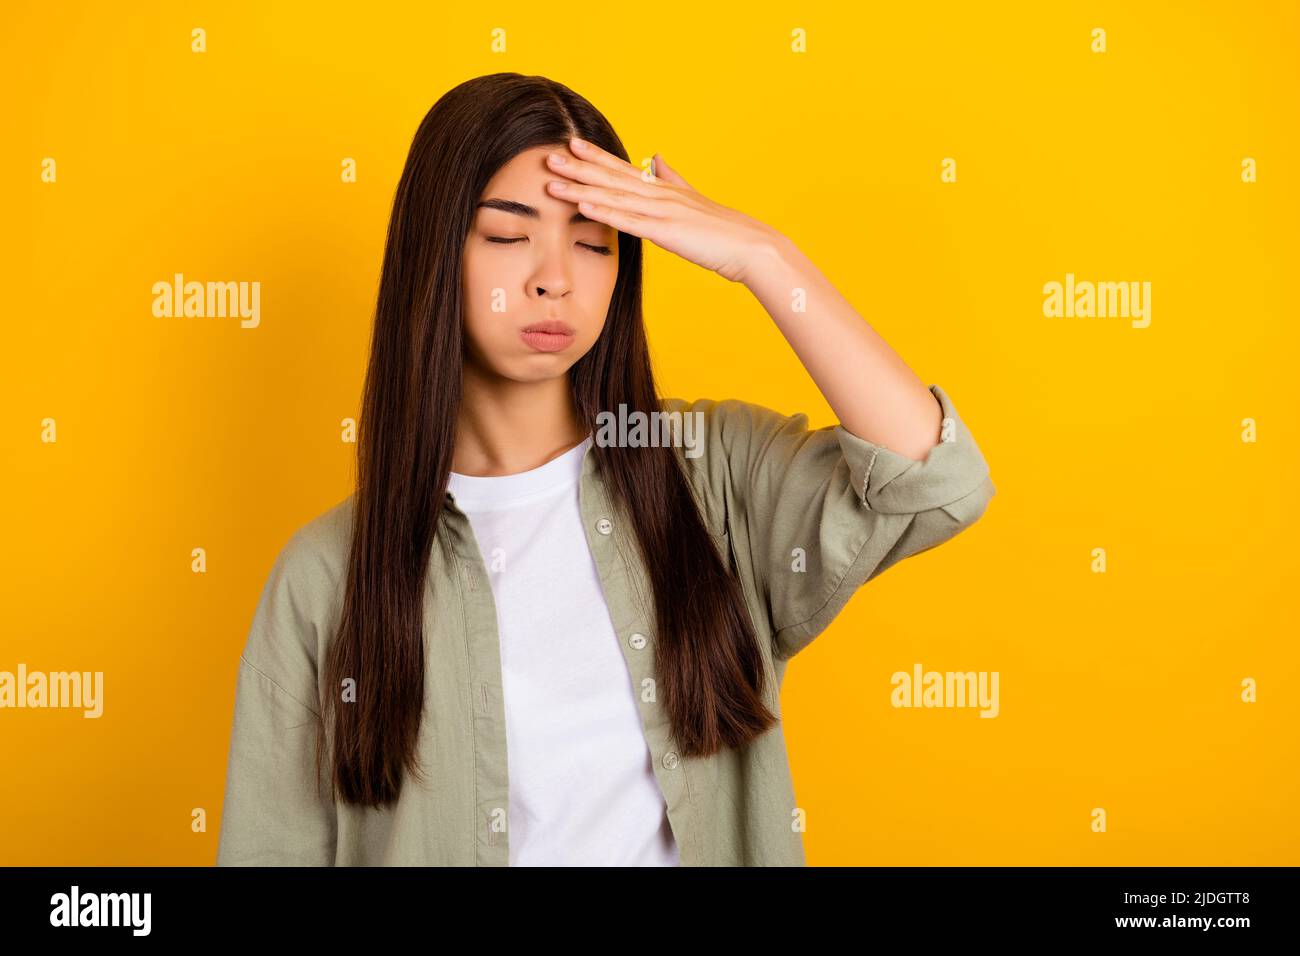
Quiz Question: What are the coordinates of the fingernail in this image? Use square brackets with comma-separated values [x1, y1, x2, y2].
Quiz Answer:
[549, 152, 567, 165]
[570, 137, 587, 150]
[549, 180, 567, 191]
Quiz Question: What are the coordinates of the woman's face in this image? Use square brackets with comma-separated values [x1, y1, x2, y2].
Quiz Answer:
[461, 145, 620, 383]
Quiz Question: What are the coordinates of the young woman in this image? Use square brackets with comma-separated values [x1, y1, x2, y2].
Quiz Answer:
[215, 72, 996, 867]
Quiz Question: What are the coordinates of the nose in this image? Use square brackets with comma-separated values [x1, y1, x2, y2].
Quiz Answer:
[529, 242, 574, 300]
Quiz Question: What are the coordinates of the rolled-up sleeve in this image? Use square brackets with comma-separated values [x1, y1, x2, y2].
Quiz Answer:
[216, 538, 337, 866]
[685, 383, 996, 662]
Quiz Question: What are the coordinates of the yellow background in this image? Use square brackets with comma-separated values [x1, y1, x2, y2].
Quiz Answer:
[3, 0, 1297, 865]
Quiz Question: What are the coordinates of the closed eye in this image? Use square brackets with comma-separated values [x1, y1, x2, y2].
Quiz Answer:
[486, 236, 613, 256]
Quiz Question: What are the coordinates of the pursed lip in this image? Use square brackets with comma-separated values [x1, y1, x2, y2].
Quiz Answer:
[521, 320, 575, 335]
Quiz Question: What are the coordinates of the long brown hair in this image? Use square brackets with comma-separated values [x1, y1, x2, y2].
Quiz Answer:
[317, 72, 777, 809]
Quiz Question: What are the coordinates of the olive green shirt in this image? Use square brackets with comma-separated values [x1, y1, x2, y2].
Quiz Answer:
[215, 383, 995, 866]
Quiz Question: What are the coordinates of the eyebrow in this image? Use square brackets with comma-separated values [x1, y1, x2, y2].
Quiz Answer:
[476, 197, 602, 225]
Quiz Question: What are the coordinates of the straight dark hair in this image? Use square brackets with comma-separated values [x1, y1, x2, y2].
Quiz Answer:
[316, 72, 777, 808]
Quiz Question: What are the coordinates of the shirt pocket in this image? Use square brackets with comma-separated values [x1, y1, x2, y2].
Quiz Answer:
[707, 519, 734, 573]
[709, 515, 783, 704]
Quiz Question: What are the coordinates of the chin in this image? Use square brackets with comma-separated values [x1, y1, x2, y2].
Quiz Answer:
[499, 359, 576, 384]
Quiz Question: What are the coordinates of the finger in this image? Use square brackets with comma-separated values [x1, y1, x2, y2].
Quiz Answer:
[546, 179, 669, 218]
[651, 152, 693, 190]
[547, 147, 660, 198]
[574, 198, 655, 239]
[567, 137, 641, 178]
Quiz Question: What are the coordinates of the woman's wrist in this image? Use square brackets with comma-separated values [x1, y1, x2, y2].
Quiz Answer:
[735, 226, 802, 289]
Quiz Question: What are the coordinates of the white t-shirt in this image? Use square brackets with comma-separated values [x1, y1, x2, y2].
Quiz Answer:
[446, 434, 680, 866]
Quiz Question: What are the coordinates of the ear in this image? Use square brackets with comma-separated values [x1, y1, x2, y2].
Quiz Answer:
[652, 152, 694, 190]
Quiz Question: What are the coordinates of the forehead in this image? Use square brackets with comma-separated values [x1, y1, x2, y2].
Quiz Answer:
[480, 146, 563, 196]
[475, 145, 609, 228]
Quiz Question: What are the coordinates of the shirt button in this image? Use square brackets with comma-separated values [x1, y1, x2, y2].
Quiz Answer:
[662, 751, 679, 770]
[629, 632, 647, 650]
[595, 517, 613, 535]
